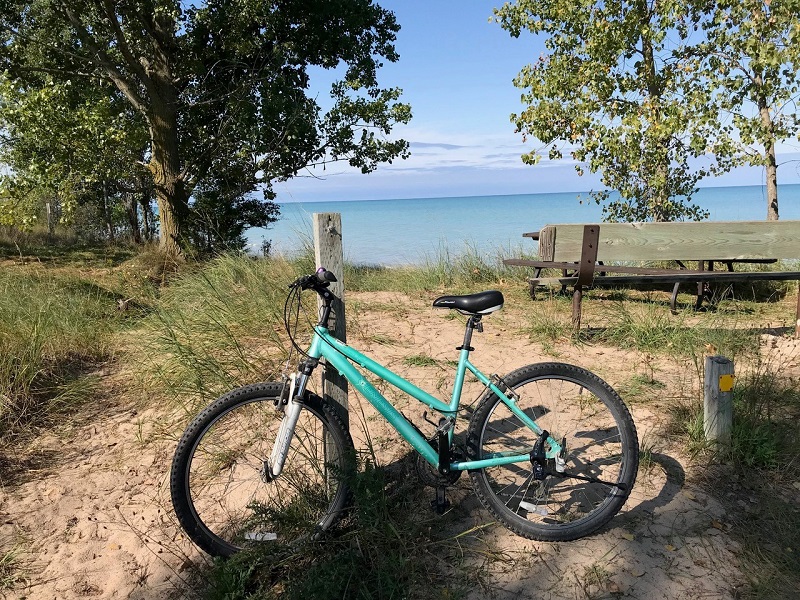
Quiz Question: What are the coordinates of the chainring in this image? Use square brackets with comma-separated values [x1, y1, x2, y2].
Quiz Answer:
[415, 439, 463, 487]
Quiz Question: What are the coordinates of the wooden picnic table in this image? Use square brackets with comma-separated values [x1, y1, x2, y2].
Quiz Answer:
[505, 222, 800, 334]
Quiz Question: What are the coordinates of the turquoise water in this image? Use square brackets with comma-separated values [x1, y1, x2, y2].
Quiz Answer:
[246, 184, 800, 265]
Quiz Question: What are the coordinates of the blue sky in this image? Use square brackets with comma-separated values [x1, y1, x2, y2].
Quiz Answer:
[273, 0, 800, 203]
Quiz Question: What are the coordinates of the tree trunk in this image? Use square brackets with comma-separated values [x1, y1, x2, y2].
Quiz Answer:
[765, 145, 779, 221]
[103, 180, 115, 243]
[140, 194, 152, 241]
[148, 96, 188, 257]
[124, 193, 142, 244]
[758, 92, 779, 220]
[764, 141, 779, 221]
[46, 201, 54, 236]
[639, 8, 670, 222]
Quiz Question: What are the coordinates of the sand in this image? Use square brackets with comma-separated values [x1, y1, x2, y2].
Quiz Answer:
[2, 289, 798, 599]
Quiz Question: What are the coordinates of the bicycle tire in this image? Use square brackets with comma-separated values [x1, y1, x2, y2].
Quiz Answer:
[170, 382, 354, 557]
[466, 363, 638, 541]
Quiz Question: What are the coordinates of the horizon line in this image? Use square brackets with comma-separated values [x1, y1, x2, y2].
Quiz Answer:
[275, 181, 795, 205]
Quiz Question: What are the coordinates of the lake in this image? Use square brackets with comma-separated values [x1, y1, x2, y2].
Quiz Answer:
[246, 184, 800, 265]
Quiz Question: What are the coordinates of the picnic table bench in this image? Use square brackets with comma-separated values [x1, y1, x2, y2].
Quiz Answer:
[503, 221, 800, 335]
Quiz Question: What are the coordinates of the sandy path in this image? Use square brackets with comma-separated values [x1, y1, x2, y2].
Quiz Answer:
[0, 368, 201, 600]
[3, 289, 795, 599]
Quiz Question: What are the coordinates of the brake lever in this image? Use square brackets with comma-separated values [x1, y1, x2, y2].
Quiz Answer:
[288, 275, 310, 289]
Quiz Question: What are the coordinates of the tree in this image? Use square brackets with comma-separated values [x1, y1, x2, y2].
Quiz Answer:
[686, 0, 800, 220]
[495, 0, 712, 222]
[0, 75, 152, 240]
[1, 1, 411, 255]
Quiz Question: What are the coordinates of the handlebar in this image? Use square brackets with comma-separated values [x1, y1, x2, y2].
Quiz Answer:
[288, 268, 339, 329]
[289, 268, 338, 291]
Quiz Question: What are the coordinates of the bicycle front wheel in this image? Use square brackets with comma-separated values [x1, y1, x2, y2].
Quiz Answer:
[467, 363, 638, 541]
[170, 382, 354, 557]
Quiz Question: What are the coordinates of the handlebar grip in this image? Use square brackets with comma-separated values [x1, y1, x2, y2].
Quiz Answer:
[315, 268, 338, 284]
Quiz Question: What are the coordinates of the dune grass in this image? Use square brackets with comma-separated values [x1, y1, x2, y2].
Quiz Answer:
[135, 255, 303, 413]
[0, 268, 121, 438]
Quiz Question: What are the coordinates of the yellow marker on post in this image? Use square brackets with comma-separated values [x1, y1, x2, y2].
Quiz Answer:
[719, 374, 735, 392]
[705, 356, 734, 445]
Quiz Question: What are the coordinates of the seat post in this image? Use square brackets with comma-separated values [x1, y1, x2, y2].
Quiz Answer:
[458, 315, 482, 352]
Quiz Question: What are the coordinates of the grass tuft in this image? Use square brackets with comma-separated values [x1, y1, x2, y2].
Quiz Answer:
[0, 269, 118, 439]
[0, 545, 25, 590]
[202, 457, 479, 600]
[403, 354, 438, 368]
[135, 255, 302, 412]
[594, 301, 760, 360]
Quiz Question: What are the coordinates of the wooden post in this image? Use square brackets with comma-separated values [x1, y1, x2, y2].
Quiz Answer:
[571, 287, 583, 330]
[704, 355, 734, 446]
[571, 225, 600, 332]
[795, 281, 799, 339]
[313, 213, 348, 427]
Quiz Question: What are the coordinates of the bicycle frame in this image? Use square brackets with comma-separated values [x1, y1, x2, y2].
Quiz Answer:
[307, 326, 563, 472]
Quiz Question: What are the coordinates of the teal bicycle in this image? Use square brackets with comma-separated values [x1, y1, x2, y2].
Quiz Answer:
[170, 269, 639, 557]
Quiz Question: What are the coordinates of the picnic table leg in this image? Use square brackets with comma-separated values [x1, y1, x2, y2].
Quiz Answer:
[572, 286, 583, 330]
[670, 282, 680, 314]
[696, 261, 706, 310]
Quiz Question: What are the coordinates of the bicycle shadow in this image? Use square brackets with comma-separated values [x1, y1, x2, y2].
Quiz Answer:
[616, 451, 685, 524]
[380, 446, 686, 525]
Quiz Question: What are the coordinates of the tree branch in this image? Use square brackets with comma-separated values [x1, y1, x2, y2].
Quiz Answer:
[61, 5, 149, 115]
[100, 0, 150, 84]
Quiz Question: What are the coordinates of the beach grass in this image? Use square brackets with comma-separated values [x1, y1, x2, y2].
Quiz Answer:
[134, 254, 302, 414]
[0, 268, 121, 439]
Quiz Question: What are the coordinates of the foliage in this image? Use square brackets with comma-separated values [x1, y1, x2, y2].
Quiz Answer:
[684, 0, 800, 220]
[0, 1, 411, 255]
[187, 184, 279, 255]
[0, 75, 150, 238]
[496, 1, 800, 222]
[0, 268, 118, 438]
[495, 0, 713, 222]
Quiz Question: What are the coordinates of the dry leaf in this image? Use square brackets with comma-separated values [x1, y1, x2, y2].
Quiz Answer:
[664, 544, 677, 552]
[606, 581, 621, 594]
[711, 519, 725, 530]
[629, 569, 646, 577]
[621, 532, 635, 541]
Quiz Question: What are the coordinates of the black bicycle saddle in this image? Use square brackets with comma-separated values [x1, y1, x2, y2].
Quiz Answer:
[432, 291, 504, 315]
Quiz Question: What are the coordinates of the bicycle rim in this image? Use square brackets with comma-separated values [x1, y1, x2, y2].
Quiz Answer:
[179, 394, 350, 553]
[469, 364, 637, 540]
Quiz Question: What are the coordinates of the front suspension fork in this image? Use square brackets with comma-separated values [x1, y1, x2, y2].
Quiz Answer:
[267, 370, 311, 478]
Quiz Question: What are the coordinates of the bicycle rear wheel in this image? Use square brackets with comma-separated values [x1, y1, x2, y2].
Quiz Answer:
[467, 363, 638, 541]
[170, 382, 354, 557]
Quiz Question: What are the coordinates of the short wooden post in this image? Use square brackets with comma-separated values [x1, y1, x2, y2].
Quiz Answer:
[571, 287, 583, 330]
[704, 355, 734, 446]
[313, 213, 348, 428]
[795, 281, 799, 338]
